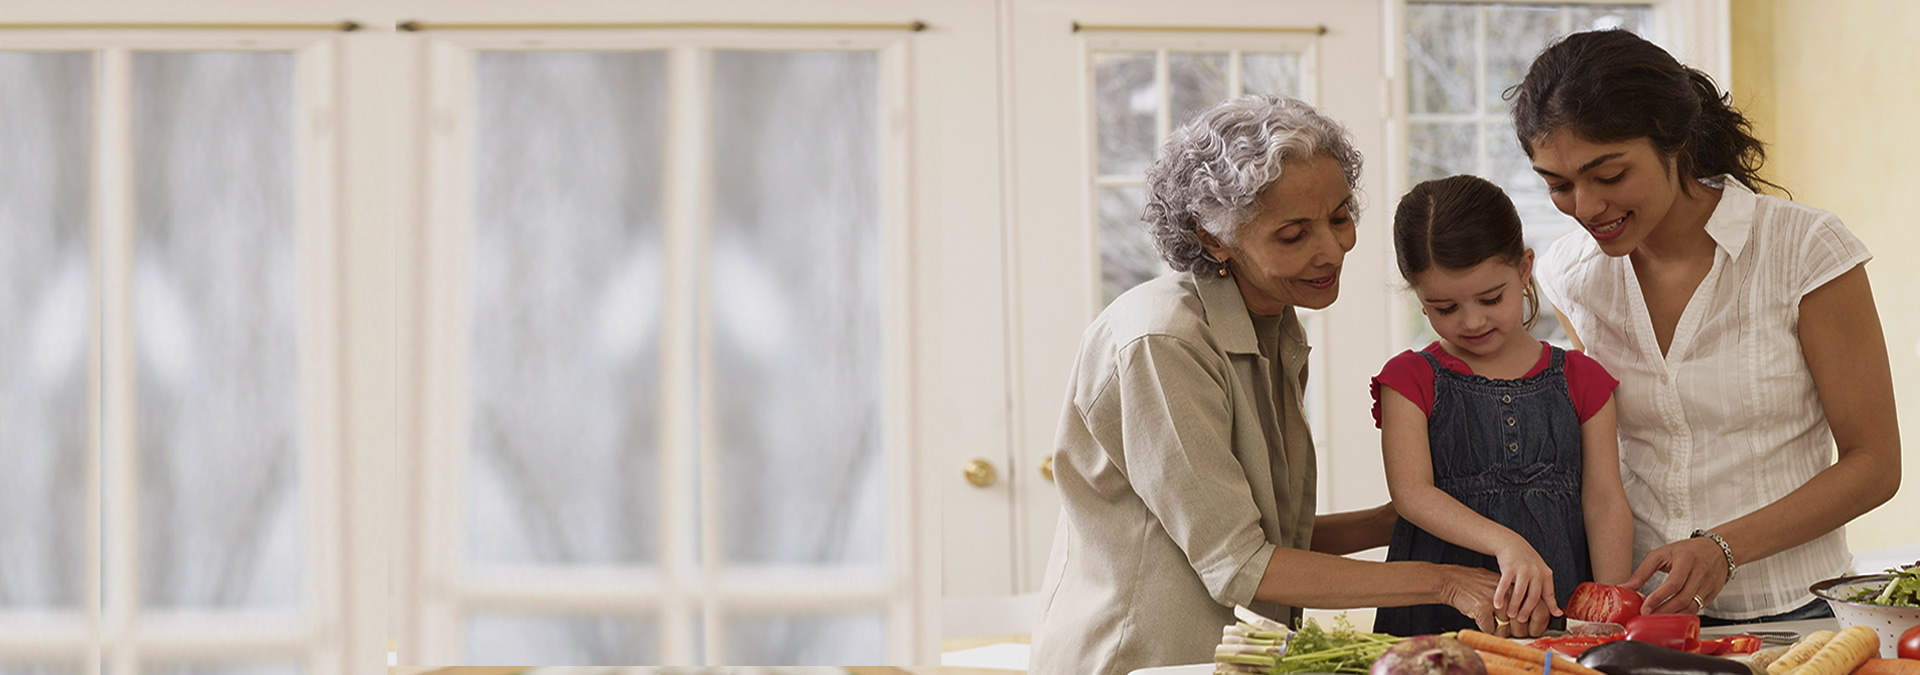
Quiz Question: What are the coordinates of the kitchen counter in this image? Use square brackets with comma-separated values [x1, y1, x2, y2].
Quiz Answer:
[389, 668, 1030, 674]
[382, 617, 1844, 675]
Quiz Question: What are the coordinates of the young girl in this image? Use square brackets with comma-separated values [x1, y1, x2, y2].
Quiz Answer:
[1370, 175, 1634, 637]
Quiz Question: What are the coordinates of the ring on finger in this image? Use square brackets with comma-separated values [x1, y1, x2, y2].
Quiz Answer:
[1691, 594, 1705, 610]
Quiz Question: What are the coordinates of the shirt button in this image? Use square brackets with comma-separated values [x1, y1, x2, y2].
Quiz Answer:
[1501, 394, 1512, 404]
[1507, 442, 1519, 452]
[1506, 416, 1516, 426]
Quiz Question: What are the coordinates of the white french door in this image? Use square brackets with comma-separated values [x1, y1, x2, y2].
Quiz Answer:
[962, 0, 1399, 601]
[0, 30, 361, 675]
[401, 1, 1003, 665]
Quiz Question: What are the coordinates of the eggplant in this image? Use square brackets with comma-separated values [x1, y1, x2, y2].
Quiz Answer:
[1577, 640, 1757, 675]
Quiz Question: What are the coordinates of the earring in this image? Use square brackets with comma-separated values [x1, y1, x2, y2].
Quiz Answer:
[1200, 250, 1230, 277]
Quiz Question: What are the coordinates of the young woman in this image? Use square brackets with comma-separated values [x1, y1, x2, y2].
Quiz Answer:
[1511, 29, 1901, 625]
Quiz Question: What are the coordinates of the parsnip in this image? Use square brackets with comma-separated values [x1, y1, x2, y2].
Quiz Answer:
[1770, 630, 1838, 675]
[1782, 626, 1877, 675]
[1743, 645, 1792, 671]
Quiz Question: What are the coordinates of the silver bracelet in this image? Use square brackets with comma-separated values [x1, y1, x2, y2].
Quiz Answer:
[1691, 529, 1738, 581]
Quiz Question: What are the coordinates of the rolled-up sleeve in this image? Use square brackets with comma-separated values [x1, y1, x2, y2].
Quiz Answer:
[1095, 334, 1275, 608]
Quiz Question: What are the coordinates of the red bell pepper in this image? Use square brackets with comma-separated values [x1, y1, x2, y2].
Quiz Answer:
[1623, 614, 1701, 652]
[1701, 635, 1763, 655]
[1565, 582, 1645, 624]
[1530, 634, 1624, 657]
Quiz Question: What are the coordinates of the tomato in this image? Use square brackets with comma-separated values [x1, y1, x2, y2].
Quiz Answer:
[1899, 624, 1920, 660]
[1623, 614, 1701, 652]
[1566, 582, 1646, 624]
[1530, 635, 1622, 657]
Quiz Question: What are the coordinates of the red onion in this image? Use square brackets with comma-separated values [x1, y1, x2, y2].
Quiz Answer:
[1370, 635, 1488, 675]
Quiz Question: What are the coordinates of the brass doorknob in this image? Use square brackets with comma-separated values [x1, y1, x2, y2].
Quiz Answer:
[964, 459, 998, 487]
[1040, 455, 1055, 482]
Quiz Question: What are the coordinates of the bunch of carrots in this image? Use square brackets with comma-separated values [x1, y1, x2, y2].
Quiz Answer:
[1458, 629, 1612, 675]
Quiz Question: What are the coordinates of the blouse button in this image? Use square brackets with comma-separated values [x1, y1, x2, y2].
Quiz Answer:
[1506, 416, 1516, 426]
[1501, 394, 1512, 404]
[1507, 442, 1519, 452]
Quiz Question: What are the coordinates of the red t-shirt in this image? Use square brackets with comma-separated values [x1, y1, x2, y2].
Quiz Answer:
[1370, 341, 1618, 428]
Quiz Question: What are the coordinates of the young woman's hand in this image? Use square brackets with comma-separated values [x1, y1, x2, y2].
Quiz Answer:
[1493, 540, 1563, 625]
[1622, 536, 1729, 614]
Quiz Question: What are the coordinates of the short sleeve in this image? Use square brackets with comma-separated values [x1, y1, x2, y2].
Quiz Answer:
[1370, 350, 1436, 429]
[1534, 231, 1586, 317]
[1795, 215, 1873, 298]
[1562, 349, 1619, 424]
[1106, 335, 1277, 608]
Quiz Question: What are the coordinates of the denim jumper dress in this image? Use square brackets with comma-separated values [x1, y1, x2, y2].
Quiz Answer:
[1373, 346, 1592, 636]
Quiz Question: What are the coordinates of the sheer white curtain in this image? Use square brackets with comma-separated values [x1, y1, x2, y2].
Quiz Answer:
[0, 50, 92, 675]
[459, 47, 886, 664]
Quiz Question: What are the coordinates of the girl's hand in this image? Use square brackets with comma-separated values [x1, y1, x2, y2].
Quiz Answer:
[1494, 541, 1563, 624]
[1623, 537, 1729, 615]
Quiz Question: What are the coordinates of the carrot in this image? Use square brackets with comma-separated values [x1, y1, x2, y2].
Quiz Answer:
[1786, 626, 1879, 675]
[1770, 630, 1839, 675]
[1852, 659, 1920, 675]
[1480, 653, 1543, 675]
[1480, 651, 1546, 674]
[1458, 630, 1608, 675]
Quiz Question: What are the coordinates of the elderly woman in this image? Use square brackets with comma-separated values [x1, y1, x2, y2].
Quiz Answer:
[1029, 95, 1511, 675]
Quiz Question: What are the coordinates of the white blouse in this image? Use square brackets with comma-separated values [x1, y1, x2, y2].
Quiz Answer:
[1536, 176, 1872, 620]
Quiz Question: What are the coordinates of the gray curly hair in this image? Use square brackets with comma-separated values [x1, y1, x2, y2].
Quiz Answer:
[1143, 95, 1364, 276]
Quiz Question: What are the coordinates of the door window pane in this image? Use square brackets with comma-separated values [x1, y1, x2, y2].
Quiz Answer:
[1168, 52, 1228, 133]
[709, 50, 884, 567]
[468, 51, 667, 566]
[1406, 3, 1476, 115]
[1093, 51, 1157, 177]
[1098, 186, 1157, 305]
[132, 50, 302, 610]
[1241, 52, 1303, 98]
[465, 613, 656, 665]
[0, 51, 91, 612]
[1484, 5, 1561, 111]
[1408, 121, 1475, 183]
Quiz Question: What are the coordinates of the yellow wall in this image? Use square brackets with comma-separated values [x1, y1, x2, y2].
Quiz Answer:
[1732, 0, 1920, 557]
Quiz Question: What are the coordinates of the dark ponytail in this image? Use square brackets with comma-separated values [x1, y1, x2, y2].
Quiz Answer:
[1683, 69, 1780, 195]
[1508, 29, 1787, 197]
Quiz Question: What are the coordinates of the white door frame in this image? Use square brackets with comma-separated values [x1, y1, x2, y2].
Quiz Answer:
[995, 0, 1393, 598]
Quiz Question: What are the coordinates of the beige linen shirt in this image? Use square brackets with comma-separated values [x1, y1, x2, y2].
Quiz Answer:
[1029, 271, 1318, 675]
[1537, 176, 1871, 619]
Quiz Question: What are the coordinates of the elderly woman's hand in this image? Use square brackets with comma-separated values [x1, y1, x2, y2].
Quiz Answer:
[1431, 562, 1504, 633]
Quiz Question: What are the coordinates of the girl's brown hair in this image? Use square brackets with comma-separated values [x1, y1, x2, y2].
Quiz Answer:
[1393, 175, 1539, 328]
